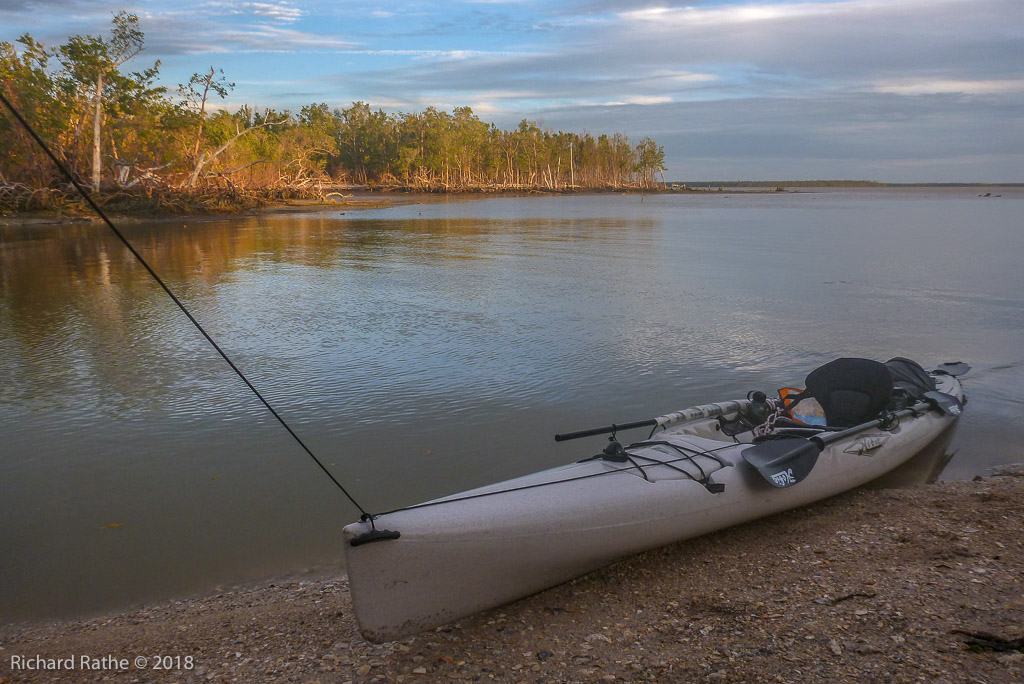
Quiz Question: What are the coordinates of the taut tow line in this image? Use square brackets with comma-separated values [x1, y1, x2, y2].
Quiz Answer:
[0, 90, 373, 523]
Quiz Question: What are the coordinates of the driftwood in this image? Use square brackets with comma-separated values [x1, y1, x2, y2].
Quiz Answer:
[0, 182, 69, 211]
[112, 160, 172, 188]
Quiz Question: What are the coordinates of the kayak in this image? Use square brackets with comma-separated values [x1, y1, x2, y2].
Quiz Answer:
[342, 358, 966, 642]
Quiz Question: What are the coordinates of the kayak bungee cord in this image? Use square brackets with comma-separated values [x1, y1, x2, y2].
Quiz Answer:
[370, 439, 740, 518]
[0, 90, 374, 524]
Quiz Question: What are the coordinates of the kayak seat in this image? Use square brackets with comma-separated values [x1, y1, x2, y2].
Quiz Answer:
[885, 356, 937, 402]
[791, 358, 894, 428]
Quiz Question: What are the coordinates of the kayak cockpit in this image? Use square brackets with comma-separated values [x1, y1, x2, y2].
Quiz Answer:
[598, 358, 966, 490]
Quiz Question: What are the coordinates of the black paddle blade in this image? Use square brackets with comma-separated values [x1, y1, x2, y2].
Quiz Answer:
[742, 437, 822, 488]
[935, 362, 970, 377]
[922, 390, 964, 416]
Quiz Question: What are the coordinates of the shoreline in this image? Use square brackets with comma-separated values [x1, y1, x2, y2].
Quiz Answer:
[2, 184, 1017, 228]
[0, 193, 413, 228]
[0, 186, 659, 227]
[3, 466, 1022, 683]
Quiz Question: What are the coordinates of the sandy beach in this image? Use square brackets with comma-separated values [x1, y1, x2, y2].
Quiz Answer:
[2, 465, 1022, 683]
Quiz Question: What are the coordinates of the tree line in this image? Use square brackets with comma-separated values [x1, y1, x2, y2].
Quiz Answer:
[1, 13, 666, 212]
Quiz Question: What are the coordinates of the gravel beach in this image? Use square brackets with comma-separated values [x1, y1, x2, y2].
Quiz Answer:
[3, 466, 1022, 684]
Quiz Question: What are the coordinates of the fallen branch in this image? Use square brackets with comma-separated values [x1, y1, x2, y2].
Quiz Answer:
[187, 117, 287, 189]
[813, 592, 877, 606]
[952, 629, 1024, 652]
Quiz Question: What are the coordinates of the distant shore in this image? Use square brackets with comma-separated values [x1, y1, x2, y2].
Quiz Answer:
[0, 185, 648, 223]
[3, 465, 1022, 683]
[3, 183, 1018, 227]
[0, 187, 717, 226]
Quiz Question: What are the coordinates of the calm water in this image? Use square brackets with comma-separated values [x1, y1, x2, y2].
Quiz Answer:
[2, 189, 1022, 623]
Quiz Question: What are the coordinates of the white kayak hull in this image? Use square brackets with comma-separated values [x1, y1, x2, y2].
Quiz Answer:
[343, 373, 963, 642]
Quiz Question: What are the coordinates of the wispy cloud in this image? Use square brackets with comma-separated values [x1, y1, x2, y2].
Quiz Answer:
[872, 79, 1024, 96]
[601, 96, 674, 106]
[139, 16, 358, 55]
[215, 24, 356, 51]
[335, 48, 538, 59]
[201, 1, 304, 23]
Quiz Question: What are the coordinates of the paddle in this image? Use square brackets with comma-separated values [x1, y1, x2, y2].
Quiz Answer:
[742, 400, 933, 488]
[922, 390, 964, 416]
[934, 361, 971, 377]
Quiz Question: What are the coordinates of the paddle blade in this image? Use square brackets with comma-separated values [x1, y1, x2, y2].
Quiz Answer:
[934, 362, 970, 377]
[742, 437, 822, 488]
[922, 390, 964, 416]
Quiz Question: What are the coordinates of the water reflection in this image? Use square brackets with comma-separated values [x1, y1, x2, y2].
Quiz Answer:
[865, 423, 959, 490]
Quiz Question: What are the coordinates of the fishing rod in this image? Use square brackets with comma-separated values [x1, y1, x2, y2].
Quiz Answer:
[0, 90, 373, 522]
[555, 399, 752, 442]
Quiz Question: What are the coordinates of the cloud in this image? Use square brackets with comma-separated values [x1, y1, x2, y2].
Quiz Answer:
[0, 0, 129, 44]
[594, 0, 1023, 83]
[872, 79, 1024, 96]
[333, 48, 538, 59]
[330, 0, 1020, 108]
[597, 95, 675, 106]
[0, 0, 106, 11]
[137, 16, 358, 55]
[213, 24, 356, 51]
[0, 0, 349, 55]
[203, 1, 305, 23]
[534, 90, 1024, 181]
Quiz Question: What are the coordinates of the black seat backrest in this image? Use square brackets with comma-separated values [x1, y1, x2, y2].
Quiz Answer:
[803, 358, 893, 428]
[885, 356, 936, 401]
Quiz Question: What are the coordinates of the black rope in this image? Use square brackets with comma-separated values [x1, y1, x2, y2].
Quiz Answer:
[629, 442, 709, 482]
[630, 439, 727, 470]
[0, 90, 371, 520]
[623, 452, 651, 482]
[626, 453, 700, 482]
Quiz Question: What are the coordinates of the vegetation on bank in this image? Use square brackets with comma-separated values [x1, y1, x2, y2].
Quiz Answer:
[0, 12, 667, 215]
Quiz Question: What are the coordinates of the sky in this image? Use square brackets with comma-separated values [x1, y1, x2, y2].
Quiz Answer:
[2, 0, 1022, 182]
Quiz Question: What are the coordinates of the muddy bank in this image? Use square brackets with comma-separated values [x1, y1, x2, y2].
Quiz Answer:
[2, 467, 1022, 683]
[0, 193, 415, 227]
